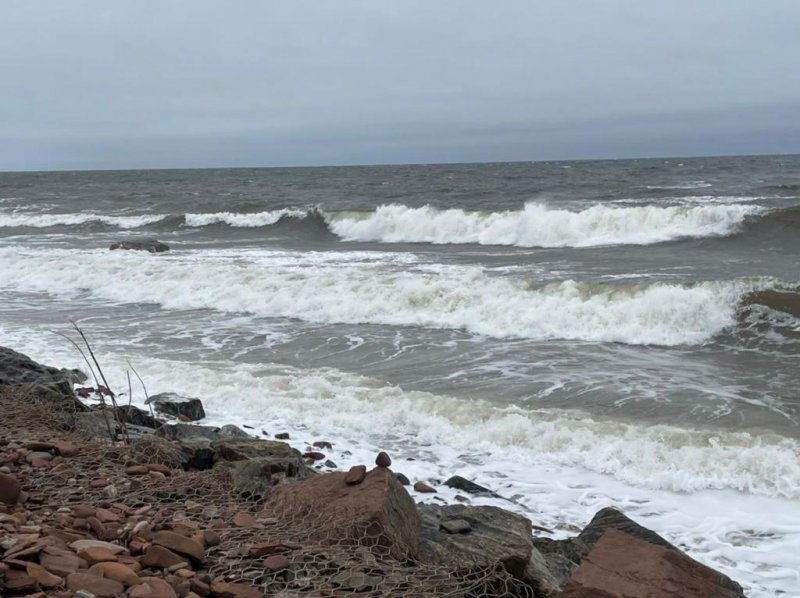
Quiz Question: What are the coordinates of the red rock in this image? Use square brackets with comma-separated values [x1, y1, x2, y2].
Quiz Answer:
[344, 464, 367, 485]
[454, 494, 469, 503]
[146, 463, 171, 475]
[375, 451, 392, 467]
[190, 577, 211, 596]
[247, 542, 289, 558]
[72, 504, 96, 518]
[131, 577, 179, 597]
[66, 571, 125, 596]
[78, 546, 119, 565]
[302, 451, 325, 461]
[140, 544, 188, 569]
[25, 562, 62, 588]
[232, 512, 258, 527]
[5, 574, 37, 591]
[0, 472, 21, 504]
[175, 568, 194, 578]
[86, 515, 108, 538]
[263, 554, 290, 570]
[31, 457, 51, 468]
[88, 561, 141, 586]
[202, 530, 221, 547]
[561, 528, 745, 598]
[95, 508, 120, 523]
[152, 531, 205, 564]
[53, 440, 79, 457]
[126, 465, 149, 475]
[413, 481, 437, 493]
[40, 550, 81, 576]
[267, 467, 420, 560]
[90, 478, 109, 488]
[210, 581, 264, 598]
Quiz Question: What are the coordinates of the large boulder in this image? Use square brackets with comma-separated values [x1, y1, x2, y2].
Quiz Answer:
[561, 528, 745, 597]
[0, 346, 88, 413]
[419, 504, 560, 596]
[109, 239, 169, 253]
[213, 438, 312, 486]
[266, 467, 420, 561]
[148, 392, 206, 421]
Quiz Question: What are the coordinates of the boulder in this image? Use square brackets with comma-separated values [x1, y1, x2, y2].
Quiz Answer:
[177, 437, 215, 470]
[109, 239, 170, 253]
[155, 422, 224, 441]
[0, 346, 72, 386]
[267, 466, 420, 561]
[0, 472, 21, 505]
[148, 392, 206, 421]
[562, 528, 745, 597]
[443, 475, 501, 498]
[213, 438, 311, 481]
[115, 404, 162, 428]
[419, 504, 559, 596]
[152, 531, 205, 565]
[227, 458, 310, 499]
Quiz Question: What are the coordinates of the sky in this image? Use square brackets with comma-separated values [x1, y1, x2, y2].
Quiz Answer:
[1, 0, 799, 171]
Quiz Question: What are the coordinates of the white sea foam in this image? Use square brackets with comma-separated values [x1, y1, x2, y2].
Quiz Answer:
[0, 323, 797, 596]
[0, 211, 167, 228]
[0, 247, 751, 345]
[184, 208, 309, 227]
[327, 202, 761, 247]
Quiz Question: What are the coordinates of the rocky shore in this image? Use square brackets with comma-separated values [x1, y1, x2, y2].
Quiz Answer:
[0, 346, 748, 597]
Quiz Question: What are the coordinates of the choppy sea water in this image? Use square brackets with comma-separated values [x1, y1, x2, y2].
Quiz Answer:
[1, 155, 799, 595]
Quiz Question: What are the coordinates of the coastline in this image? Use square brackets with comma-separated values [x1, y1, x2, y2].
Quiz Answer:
[0, 345, 750, 597]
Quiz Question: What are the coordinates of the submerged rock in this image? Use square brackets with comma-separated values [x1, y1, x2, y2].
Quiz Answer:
[109, 239, 169, 253]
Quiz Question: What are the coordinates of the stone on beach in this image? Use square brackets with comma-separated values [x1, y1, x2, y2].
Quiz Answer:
[147, 392, 206, 421]
[375, 451, 392, 467]
[109, 239, 170, 253]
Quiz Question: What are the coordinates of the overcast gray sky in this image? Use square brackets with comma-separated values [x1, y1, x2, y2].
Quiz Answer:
[1, 0, 799, 171]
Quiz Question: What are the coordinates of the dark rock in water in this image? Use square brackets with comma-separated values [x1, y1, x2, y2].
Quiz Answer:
[147, 392, 206, 421]
[394, 472, 410, 486]
[275, 432, 290, 440]
[444, 475, 500, 498]
[109, 239, 169, 253]
[413, 481, 437, 493]
[419, 504, 560, 596]
[114, 404, 161, 429]
[561, 528, 745, 597]
[218, 424, 251, 439]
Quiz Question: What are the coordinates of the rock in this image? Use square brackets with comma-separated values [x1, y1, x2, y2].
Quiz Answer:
[232, 512, 258, 527]
[126, 465, 150, 475]
[413, 481, 436, 493]
[302, 451, 325, 461]
[419, 504, 560, 596]
[267, 466, 420, 560]
[175, 437, 215, 470]
[248, 542, 289, 558]
[263, 554, 290, 570]
[4, 575, 37, 591]
[52, 440, 79, 457]
[70, 539, 128, 555]
[41, 550, 82, 576]
[25, 562, 62, 588]
[0, 346, 87, 411]
[109, 239, 170, 253]
[440, 518, 471, 534]
[217, 424, 252, 439]
[213, 438, 312, 487]
[140, 545, 187, 569]
[202, 530, 221, 547]
[78, 546, 119, 565]
[66, 572, 125, 597]
[0, 472, 21, 504]
[394, 472, 410, 485]
[313, 441, 332, 449]
[88, 561, 141, 586]
[344, 465, 367, 485]
[148, 393, 206, 422]
[274, 432, 290, 440]
[443, 475, 500, 498]
[375, 451, 392, 467]
[561, 528, 745, 597]
[130, 577, 179, 597]
[330, 570, 383, 592]
[577, 506, 676, 552]
[209, 581, 264, 598]
[115, 404, 161, 429]
[152, 530, 205, 564]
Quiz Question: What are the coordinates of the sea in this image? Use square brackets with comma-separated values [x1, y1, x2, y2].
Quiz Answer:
[1, 154, 799, 596]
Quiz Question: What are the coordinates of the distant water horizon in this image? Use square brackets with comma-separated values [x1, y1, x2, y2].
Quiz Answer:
[1, 153, 799, 596]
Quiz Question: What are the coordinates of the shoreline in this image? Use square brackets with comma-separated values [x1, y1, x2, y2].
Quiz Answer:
[0, 344, 751, 596]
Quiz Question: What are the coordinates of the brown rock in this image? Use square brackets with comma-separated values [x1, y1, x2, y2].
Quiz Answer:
[53, 440, 79, 457]
[190, 577, 211, 596]
[232, 512, 258, 527]
[202, 530, 221, 547]
[302, 451, 325, 461]
[562, 528, 745, 598]
[126, 465, 149, 475]
[313, 440, 333, 449]
[130, 577, 179, 597]
[146, 463, 171, 475]
[72, 504, 96, 518]
[152, 531, 205, 564]
[5, 574, 37, 591]
[375, 451, 392, 467]
[210, 581, 264, 598]
[41, 551, 81, 576]
[90, 478, 109, 488]
[31, 457, 51, 468]
[94, 508, 120, 523]
[344, 464, 367, 485]
[78, 546, 119, 565]
[26, 562, 62, 588]
[267, 466, 420, 560]
[414, 481, 437, 493]
[0, 472, 21, 505]
[88, 561, 141, 586]
[140, 544, 188, 569]
[263, 554, 290, 570]
[66, 571, 125, 596]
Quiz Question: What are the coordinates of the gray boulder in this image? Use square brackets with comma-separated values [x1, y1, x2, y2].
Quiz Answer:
[109, 239, 169, 253]
[148, 392, 206, 421]
[0, 346, 88, 413]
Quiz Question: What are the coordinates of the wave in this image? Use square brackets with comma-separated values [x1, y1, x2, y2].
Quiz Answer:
[183, 208, 310, 228]
[744, 287, 800, 317]
[326, 202, 762, 247]
[0, 247, 776, 346]
[0, 212, 167, 229]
